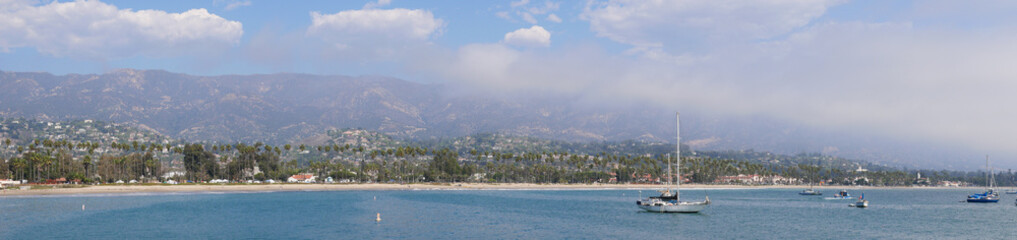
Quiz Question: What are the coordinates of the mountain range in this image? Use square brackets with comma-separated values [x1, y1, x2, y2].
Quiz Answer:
[0, 69, 982, 170]
[0, 69, 677, 143]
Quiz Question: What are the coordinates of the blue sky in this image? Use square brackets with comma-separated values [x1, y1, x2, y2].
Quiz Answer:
[0, 0, 623, 77]
[0, 0, 964, 77]
[4, 0, 1017, 166]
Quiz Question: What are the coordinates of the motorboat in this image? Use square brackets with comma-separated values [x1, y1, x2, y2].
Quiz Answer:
[799, 188, 822, 195]
[824, 190, 852, 200]
[852, 194, 868, 208]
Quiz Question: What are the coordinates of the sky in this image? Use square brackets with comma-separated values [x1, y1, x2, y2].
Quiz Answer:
[3, 0, 1017, 167]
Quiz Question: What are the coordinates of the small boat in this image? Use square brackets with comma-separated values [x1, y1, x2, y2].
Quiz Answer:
[967, 155, 1000, 203]
[967, 190, 999, 203]
[1005, 189, 1017, 194]
[824, 190, 852, 200]
[799, 188, 822, 195]
[799, 161, 822, 196]
[852, 194, 868, 208]
[636, 112, 710, 213]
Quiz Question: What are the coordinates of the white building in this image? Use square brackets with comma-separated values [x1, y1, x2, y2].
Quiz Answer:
[287, 174, 317, 183]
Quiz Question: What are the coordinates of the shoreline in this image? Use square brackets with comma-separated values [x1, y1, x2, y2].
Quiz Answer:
[0, 183, 990, 197]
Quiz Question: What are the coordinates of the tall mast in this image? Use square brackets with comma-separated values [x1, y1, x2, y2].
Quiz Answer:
[986, 155, 992, 189]
[666, 153, 672, 192]
[676, 112, 681, 200]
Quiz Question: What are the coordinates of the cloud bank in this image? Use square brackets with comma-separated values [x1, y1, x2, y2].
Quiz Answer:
[307, 8, 444, 61]
[0, 0, 242, 59]
[423, 0, 1017, 166]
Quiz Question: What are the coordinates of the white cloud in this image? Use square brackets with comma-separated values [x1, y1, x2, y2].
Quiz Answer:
[501, 0, 560, 25]
[510, 0, 530, 8]
[307, 8, 443, 59]
[308, 8, 443, 41]
[504, 25, 551, 47]
[496, 11, 511, 20]
[364, 0, 392, 9]
[582, 0, 838, 52]
[525, 1, 559, 15]
[224, 0, 251, 11]
[0, 0, 243, 59]
[520, 12, 537, 24]
[546, 13, 561, 23]
[214, 0, 251, 11]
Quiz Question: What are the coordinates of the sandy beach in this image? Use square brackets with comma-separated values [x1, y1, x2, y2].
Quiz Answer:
[0, 183, 980, 197]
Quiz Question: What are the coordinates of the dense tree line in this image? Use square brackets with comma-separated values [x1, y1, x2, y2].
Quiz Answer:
[1, 136, 1014, 187]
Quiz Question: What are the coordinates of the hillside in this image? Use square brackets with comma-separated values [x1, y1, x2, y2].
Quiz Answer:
[0, 69, 987, 170]
[0, 69, 680, 144]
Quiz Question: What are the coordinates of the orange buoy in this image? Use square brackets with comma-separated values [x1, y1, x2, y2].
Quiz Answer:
[376, 213, 381, 222]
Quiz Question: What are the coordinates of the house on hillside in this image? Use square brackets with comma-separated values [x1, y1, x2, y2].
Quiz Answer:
[288, 174, 316, 183]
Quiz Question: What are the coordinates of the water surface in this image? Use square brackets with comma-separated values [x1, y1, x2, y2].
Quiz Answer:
[2, 188, 1016, 238]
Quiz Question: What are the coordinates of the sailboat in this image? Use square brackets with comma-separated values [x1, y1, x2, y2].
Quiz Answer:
[636, 112, 710, 213]
[967, 155, 999, 203]
[799, 161, 822, 195]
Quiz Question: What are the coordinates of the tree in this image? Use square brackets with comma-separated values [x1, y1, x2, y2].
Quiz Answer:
[83, 155, 93, 179]
[426, 148, 470, 182]
[0, 157, 8, 179]
[183, 144, 215, 181]
[143, 152, 159, 178]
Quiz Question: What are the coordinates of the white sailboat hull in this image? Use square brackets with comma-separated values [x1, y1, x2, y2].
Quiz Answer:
[637, 201, 709, 213]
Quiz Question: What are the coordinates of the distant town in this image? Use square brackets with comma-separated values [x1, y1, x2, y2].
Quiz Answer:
[0, 118, 1005, 189]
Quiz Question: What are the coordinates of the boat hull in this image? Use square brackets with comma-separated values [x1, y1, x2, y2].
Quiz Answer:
[637, 201, 709, 213]
[966, 198, 999, 203]
[854, 201, 868, 208]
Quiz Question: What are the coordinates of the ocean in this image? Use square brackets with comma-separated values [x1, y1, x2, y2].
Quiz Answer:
[2, 188, 1016, 239]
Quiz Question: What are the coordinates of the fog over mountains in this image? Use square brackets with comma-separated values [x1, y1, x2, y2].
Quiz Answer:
[0, 69, 991, 170]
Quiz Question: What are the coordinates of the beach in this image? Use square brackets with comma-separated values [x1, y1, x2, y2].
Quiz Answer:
[0, 183, 976, 196]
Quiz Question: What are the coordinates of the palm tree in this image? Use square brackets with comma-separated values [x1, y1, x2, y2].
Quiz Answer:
[12, 158, 26, 180]
[83, 155, 92, 180]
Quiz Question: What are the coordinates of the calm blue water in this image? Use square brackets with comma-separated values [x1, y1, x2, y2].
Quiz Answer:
[2, 188, 1017, 239]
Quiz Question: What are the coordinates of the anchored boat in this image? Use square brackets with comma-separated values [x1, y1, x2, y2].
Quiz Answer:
[799, 161, 822, 196]
[852, 194, 868, 208]
[824, 190, 852, 200]
[967, 155, 999, 203]
[799, 188, 822, 195]
[636, 112, 710, 213]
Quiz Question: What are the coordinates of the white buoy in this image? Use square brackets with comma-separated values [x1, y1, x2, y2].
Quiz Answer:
[82, 204, 85, 210]
[376, 213, 381, 222]
[374, 196, 376, 201]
